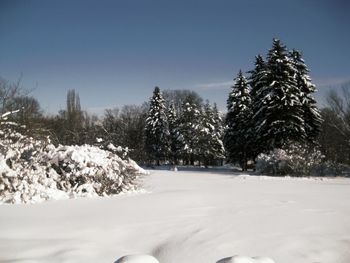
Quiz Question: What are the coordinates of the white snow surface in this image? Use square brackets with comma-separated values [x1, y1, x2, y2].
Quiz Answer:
[0, 169, 350, 263]
[116, 254, 160, 263]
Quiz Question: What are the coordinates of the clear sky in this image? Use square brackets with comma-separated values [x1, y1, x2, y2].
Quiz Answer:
[0, 0, 349, 115]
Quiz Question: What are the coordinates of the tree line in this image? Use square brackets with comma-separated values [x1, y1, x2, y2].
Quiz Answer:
[1, 38, 350, 173]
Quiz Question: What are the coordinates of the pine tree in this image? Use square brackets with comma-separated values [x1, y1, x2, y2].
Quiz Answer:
[249, 54, 267, 99]
[249, 55, 269, 157]
[167, 102, 184, 165]
[145, 87, 170, 165]
[290, 49, 322, 141]
[224, 70, 253, 171]
[178, 96, 202, 165]
[197, 103, 209, 165]
[207, 103, 225, 165]
[254, 39, 306, 152]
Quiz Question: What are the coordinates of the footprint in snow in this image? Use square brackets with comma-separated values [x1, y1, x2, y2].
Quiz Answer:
[115, 254, 159, 263]
[217, 255, 275, 263]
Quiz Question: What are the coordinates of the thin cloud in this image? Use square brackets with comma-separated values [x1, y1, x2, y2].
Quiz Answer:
[314, 77, 350, 88]
[85, 106, 110, 116]
[195, 80, 234, 91]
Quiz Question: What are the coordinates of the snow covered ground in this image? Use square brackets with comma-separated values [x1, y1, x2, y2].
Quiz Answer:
[0, 169, 350, 263]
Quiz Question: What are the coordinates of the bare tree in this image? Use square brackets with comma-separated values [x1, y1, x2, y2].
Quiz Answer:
[0, 76, 26, 114]
[326, 83, 350, 139]
[321, 82, 350, 165]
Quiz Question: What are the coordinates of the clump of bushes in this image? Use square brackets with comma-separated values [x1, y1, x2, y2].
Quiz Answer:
[0, 123, 146, 204]
[255, 143, 324, 176]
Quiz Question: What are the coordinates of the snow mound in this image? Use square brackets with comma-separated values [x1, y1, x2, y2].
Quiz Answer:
[114, 254, 275, 263]
[217, 256, 275, 263]
[0, 129, 147, 204]
[115, 254, 159, 263]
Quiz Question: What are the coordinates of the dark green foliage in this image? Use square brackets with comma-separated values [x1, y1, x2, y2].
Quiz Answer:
[144, 87, 170, 165]
[290, 49, 322, 141]
[199, 101, 225, 166]
[248, 55, 269, 157]
[224, 70, 253, 170]
[253, 39, 306, 152]
[167, 103, 184, 165]
[178, 96, 202, 165]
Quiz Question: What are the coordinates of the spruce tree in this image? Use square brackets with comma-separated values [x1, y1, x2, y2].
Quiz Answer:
[249, 55, 269, 156]
[167, 102, 184, 165]
[249, 54, 267, 99]
[178, 97, 202, 165]
[254, 39, 306, 152]
[209, 103, 225, 165]
[224, 70, 253, 171]
[290, 49, 322, 141]
[197, 101, 225, 166]
[145, 87, 170, 165]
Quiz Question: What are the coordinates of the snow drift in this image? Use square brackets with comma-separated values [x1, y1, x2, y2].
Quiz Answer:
[115, 254, 275, 263]
[0, 127, 146, 204]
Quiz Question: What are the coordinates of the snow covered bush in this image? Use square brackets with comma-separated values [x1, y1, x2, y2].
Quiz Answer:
[256, 142, 324, 176]
[0, 121, 146, 204]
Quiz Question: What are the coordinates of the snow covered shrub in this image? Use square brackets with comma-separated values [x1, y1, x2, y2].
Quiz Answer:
[42, 144, 145, 196]
[0, 119, 146, 204]
[0, 121, 54, 203]
[94, 137, 130, 160]
[256, 142, 324, 176]
[255, 148, 290, 175]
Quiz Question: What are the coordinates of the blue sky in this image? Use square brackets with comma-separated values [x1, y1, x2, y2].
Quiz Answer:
[0, 0, 349, 114]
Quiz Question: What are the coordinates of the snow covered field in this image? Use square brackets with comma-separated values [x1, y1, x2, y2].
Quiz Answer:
[0, 169, 350, 263]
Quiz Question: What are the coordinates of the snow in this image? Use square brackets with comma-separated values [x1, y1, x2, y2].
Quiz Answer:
[217, 256, 275, 263]
[116, 254, 160, 263]
[0, 169, 350, 263]
[0, 139, 146, 204]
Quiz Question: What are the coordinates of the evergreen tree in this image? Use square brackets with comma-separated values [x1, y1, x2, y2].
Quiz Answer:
[224, 70, 253, 171]
[145, 87, 170, 165]
[249, 54, 267, 99]
[167, 102, 184, 165]
[290, 49, 322, 141]
[178, 96, 202, 165]
[202, 102, 225, 165]
[254, 39, 306, 152]
[248, 55, 269, 156]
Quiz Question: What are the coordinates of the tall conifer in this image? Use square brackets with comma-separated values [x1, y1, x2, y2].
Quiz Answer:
[224, 70, 253, 170]
[145, 87, 170, 165]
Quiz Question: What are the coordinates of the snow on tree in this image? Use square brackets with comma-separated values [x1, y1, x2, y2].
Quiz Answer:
[248, 54, 269, 156]
[253, 39, 306, 152]
[178, 96, 202, 165]
[248, 54, 267, 100]
[167, 102, 184, 165]
[211, 103, 226, 163]
[198, 101, 225, 166]
[145, 87, 170, 165]
[224, 70, 253, 171]
[290, 49, 322, 141]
